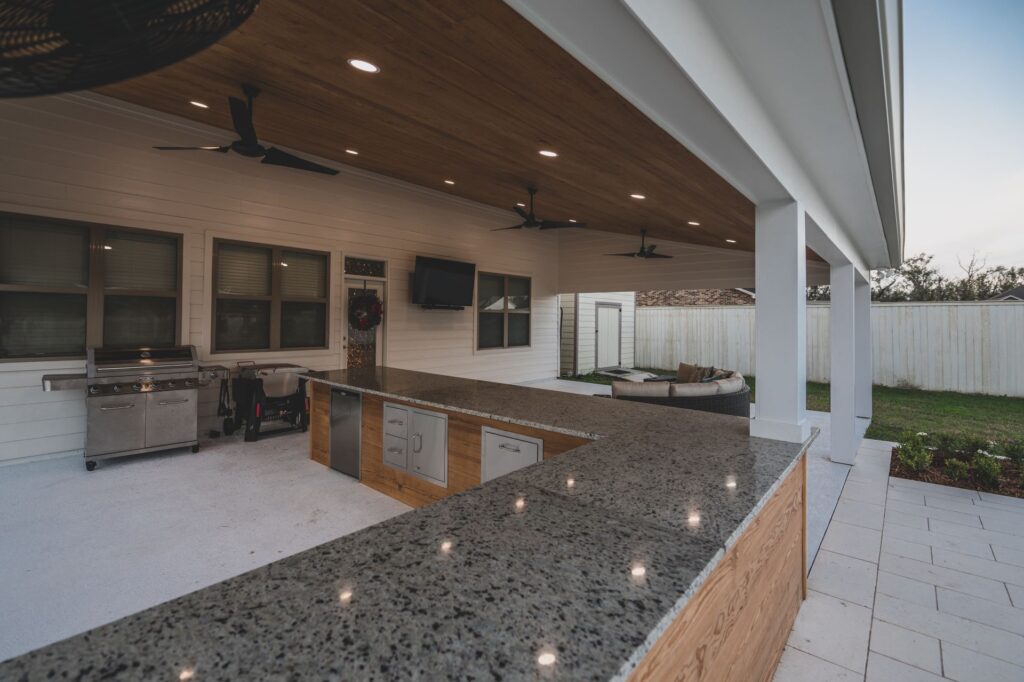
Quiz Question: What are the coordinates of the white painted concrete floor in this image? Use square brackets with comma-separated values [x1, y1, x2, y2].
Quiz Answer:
[0, 433, 410, 662]
[774, 438, 1024, 682]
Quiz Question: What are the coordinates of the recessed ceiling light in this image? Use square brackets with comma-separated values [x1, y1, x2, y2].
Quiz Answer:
[281, 262, 289, 267]
[569, 219, 577, 223]
[444, 179, 455, 185]
[725, 239, 737, 244]
[189, 100, 208, 109]
[687, 220, 700, 226]
[516, 202, 526, 207]
[630, 193, 646, 200]
[103, 245, 113, 250]
[538, 150, 558, 158]
[345, 149, 359, 155]
[347, 58, 380, 73]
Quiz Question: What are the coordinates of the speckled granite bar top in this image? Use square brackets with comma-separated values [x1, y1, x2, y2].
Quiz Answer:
[1, 367, 814, 681]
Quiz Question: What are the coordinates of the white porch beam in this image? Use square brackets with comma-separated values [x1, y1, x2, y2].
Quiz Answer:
[751, 200, 809, 443]
[830, 263, 858, 464]
[855, 271, 873, 429]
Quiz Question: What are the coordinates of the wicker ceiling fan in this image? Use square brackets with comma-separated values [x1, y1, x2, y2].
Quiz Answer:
[0, 0, 260, 98]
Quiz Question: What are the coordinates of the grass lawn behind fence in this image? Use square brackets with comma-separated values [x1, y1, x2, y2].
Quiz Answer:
[563, 369, 1024, 443]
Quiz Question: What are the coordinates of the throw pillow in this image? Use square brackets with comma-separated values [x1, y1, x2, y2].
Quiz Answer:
[676, 362, 702, 383]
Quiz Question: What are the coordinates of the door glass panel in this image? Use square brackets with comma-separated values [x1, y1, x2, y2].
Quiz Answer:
[216, 243, 271, 296]
[0, 217, 89, 288]
[478, 312, 504, 349]
[215, 299, 270, 350]
[104, 231, 178, 291]
[0, 292, 86, 358]
[103, 295, 177, 348]
[281, 251, 327, 298]
[507, 276, 530, 310]
[281, 301, 327, 348]
[508, 313, 530, 347]
[347, 286, 381, 368]
[478, 274, 505, 311]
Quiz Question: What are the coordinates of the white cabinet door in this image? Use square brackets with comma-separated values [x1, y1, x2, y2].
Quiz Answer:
[410, 410, 447, 485]
[481, 428, 543, 482]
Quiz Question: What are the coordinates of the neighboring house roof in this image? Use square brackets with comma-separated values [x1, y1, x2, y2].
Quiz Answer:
[990, 285, 1024, 301]
[636, 289, 754, 306]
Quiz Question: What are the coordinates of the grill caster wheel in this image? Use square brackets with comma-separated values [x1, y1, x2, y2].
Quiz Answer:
[191, 444, 200, 454]
[86, 461, 97, 471]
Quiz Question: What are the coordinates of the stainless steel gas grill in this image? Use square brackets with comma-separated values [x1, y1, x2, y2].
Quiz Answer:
[81, 346, 203, 470]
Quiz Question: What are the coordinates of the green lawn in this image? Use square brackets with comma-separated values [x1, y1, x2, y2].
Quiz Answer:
[563, 369, 1024, 443]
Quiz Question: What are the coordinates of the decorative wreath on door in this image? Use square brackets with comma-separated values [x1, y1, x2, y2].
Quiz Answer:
[349, 291, 383, 331]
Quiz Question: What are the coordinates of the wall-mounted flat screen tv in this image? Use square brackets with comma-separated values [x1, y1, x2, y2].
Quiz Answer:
[411, 256, 476, 308]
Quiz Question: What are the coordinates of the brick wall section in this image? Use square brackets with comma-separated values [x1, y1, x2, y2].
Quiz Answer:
[636, 289, 754, 306]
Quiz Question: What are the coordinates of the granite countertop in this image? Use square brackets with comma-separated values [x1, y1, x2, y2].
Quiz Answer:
[2, 367, 814, 681]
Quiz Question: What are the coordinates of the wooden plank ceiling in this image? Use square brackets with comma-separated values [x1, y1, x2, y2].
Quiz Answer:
[99, 0, 756, 250]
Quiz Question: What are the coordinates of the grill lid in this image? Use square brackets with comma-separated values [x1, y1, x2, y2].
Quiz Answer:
[87, 346, 198, 377]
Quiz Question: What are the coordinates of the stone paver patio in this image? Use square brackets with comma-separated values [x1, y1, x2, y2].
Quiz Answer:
[775, 438, 1024, 682]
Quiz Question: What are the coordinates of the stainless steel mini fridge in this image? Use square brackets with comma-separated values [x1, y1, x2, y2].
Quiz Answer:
[330, 389, 361, 478]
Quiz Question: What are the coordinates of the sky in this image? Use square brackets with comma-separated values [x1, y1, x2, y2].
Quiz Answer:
[904, 0, 1024, 275]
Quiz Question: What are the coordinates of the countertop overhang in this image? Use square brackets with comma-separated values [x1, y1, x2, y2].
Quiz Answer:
[1, 367, 815, 681]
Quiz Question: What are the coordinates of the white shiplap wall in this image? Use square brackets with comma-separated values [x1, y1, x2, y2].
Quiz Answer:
[636, 302, 1024, 396]
[558, 294, 576, 375]
[0, 94, 560, 464]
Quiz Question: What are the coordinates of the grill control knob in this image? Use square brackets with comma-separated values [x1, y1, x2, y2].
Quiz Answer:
[184, 379, 194, 388]
[132, 383, 142, 392]
[112, 385, 121, 393]
[88, 386, 99, 395]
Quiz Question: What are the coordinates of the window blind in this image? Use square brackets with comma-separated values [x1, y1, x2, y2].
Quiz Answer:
[217, 243, 271, 296]
[281, 250, 327, 298]
[0, 218, 89, 288]
[103, 231, 178, 291]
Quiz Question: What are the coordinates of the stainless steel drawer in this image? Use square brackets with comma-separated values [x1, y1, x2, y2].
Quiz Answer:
[481, 428, 543, 483]
[383, 433, 408, 470]
[383, 404, 408, 439]
[87, 394, 146, 456]
[145, 390, 197, 447]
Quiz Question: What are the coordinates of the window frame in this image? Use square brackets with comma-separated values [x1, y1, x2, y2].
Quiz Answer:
[211, 237, 330, 353]
[476, 271, 531, 351]
[0, 212, 183, 361]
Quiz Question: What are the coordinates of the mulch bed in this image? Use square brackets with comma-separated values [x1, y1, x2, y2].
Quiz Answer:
[890, 449, 1024, 499]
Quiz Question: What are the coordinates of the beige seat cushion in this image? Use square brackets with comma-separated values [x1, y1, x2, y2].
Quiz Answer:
[670, 381, 720, 397]
[612, 380, 670, 398]
[713, 375, 745, 395]
[676, 362, 703, 383]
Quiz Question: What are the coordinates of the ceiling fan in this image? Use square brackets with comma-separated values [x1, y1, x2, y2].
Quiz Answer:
[154, 83, 339, 175]
[607, 229, 672, 259]
[494, 187, 586, 230]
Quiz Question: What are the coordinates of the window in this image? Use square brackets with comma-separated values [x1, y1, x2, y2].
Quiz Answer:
[477, 272, 530, 350]
[0, 212, 181, 359]
[212, 239, 329, 352]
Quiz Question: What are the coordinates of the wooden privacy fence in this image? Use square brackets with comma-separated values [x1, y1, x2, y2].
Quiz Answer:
[635, 302, 1024, 397]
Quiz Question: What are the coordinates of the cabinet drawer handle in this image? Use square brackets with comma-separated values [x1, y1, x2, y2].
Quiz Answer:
[498, 443, 521, 453]
[100, 403, 135, 411]
[387, 419, 404, 426]
[386, 447, 404, 454]
[158, 399, 189, 406]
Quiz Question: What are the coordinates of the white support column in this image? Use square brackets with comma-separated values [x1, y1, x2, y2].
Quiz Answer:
[855, 272, 873, 435]
[830, 263, 857, 464]
[752, 200, 810, 443]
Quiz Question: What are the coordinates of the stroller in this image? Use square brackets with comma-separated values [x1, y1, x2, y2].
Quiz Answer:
[232, 362, 310, 442]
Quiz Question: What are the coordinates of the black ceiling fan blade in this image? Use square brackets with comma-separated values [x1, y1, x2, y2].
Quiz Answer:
[154, 145, 230, 152]
[492, 225, 525, 231]
[262, 147, 340, 175]
[513, 205, 529, 220]
[539, 220, 584, 230]
[228, 96, 258, 146]
[644, 252, 674, 259]
[606, 252, 641, 257]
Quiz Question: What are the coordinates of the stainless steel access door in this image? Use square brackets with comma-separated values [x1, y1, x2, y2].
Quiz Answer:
[145, 390, 197, 448]
[86, 394, 146, 456]
[330, 389, 362, 479]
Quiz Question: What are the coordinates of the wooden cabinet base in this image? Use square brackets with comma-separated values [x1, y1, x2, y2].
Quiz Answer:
[629, 455, 806, 682]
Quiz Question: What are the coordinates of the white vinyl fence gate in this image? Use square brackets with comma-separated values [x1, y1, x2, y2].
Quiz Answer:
[635, 301, 1024, 397]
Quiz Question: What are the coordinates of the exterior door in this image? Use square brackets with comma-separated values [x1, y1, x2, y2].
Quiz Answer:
[596, 303, 622, 369]
[345, 280, 385, 368]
